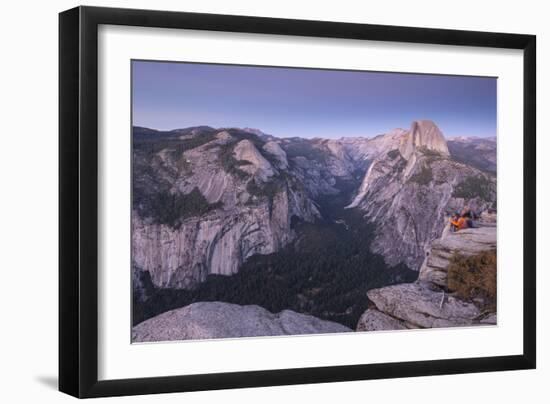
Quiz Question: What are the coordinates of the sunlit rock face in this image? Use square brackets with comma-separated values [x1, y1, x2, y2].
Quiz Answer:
[399, 120, 450, 160]
[233, 139, 275, 181]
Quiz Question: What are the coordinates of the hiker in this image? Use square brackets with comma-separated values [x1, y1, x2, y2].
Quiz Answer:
[460, 206, 472, 218]
[459, 206, 478, 228]
[458, 211, 475, 230]
[450, 211, 472, 232]
[449, 212, 461, 232]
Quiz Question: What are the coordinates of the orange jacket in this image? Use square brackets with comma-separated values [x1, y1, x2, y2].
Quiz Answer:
[450, 217, 468, 230]
[456, 217, 468, 229]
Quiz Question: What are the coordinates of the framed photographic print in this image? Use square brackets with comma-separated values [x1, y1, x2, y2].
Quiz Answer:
[59, 6, 536, 398]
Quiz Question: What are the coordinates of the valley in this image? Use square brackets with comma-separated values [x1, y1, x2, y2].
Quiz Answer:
[133, 176, 417, 329]
[131, 120, 497, 334]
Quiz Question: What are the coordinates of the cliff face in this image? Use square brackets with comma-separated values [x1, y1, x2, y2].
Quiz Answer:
[132, 195, 301, 289]
[132, 128, 320, 289]
[399, 120, 450, 160]
[357, 224, 497, 331]
[347, 120, 496, 270]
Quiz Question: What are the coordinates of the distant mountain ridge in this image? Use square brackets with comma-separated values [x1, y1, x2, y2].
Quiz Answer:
[447, 136, 497, 173]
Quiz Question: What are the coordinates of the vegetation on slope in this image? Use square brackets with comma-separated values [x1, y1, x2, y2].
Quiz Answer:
[447, 250, 497, 311]
[386, 149, 401, 160]
[418, 146, 445, 158]
[133, 126, 218, 156]
[136, 188, 222, 229]
[409, 165, 433, 185]
[282, 138, 328, 164]
[246, 180, 282, 201]
[452, 175, 493, 200]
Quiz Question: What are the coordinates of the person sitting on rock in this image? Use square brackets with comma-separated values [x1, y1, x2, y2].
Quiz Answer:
[450, 212, 461, 232]
[461, 206, 474, 219]
[459, 206, 478, 228]
[450, 212, 471, 232]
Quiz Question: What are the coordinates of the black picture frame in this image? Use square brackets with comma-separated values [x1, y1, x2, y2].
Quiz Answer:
[59, 5, 536, 398]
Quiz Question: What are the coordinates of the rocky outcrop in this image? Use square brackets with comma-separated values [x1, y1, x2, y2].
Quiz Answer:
[366, 282, 481, 328]
[399, 120, 450, 160]
[233, 139, 275, 181]
[357, 225, 497, 331]
[132, 302, 352, 342]
[356, 309, 408, 331]
[262, 141, 288, 169]
[419, 225, 497, 287]
[347, 120, 496, 270]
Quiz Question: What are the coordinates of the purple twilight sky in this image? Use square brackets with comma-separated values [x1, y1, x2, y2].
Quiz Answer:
[132, 60, 497, 139]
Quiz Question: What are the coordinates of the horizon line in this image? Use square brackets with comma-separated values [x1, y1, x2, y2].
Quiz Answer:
[132, 124, 497, 140]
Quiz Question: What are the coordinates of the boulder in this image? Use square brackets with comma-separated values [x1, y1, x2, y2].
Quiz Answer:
[132, 302, 352, 342]
[367, 282, 481, 328]
[356, 309, 409, 331]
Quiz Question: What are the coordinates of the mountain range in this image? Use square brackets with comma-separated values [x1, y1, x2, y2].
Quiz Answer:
[132, 120, 496, 329]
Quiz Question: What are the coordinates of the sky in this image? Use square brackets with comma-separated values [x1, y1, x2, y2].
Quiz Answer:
[132, 60, 497, 139]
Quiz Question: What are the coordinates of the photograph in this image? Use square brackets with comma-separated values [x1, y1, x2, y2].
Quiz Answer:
[0, 1, 543, 401]
[130, 60, 498, 343]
